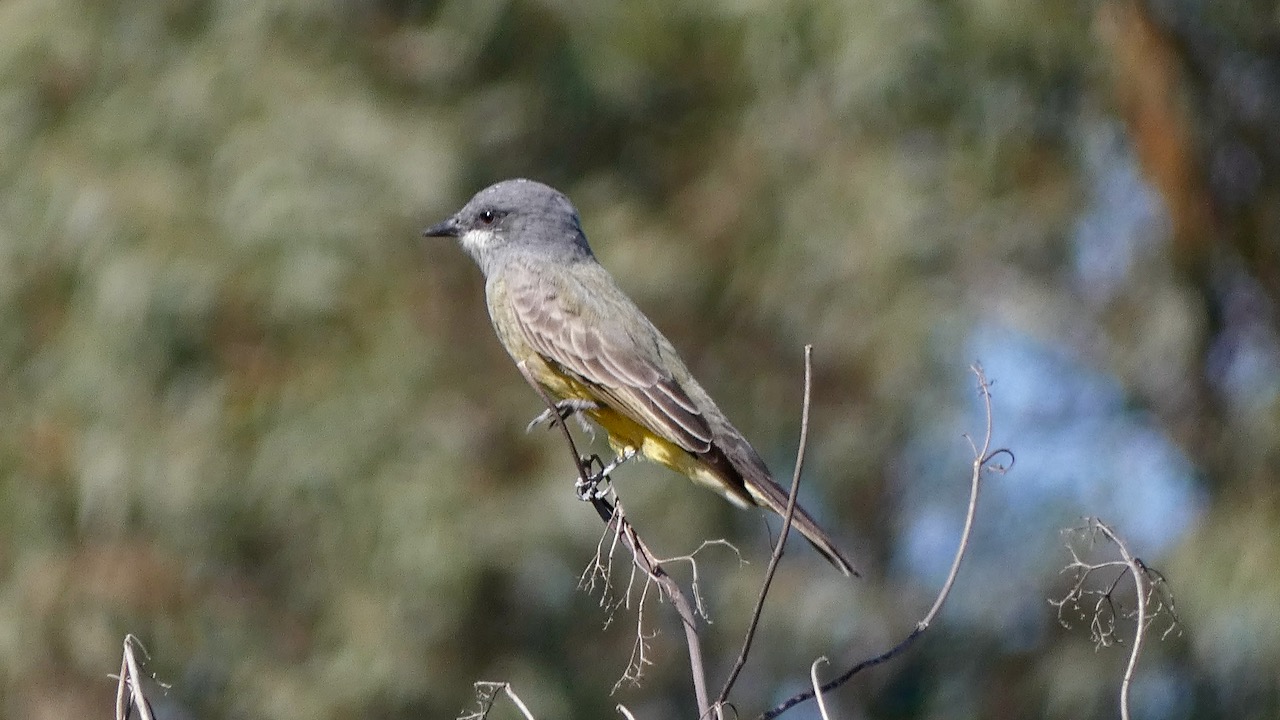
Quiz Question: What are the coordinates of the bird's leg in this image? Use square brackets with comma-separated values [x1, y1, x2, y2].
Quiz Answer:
[527, 398, 599, 434]
[595, 447, 637, 480]
[573, 447, 638, 501]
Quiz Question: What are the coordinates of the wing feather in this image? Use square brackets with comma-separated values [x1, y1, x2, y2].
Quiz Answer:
[509, 273, 712, 453]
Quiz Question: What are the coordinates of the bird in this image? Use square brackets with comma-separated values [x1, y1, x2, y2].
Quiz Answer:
[423, 178, 856, 576]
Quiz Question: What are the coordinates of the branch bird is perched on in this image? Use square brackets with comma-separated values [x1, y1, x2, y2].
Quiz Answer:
[424, 178, 857, 577]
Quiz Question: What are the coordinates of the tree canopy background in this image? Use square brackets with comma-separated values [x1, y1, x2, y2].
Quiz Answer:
[2, 0, 1277, 718]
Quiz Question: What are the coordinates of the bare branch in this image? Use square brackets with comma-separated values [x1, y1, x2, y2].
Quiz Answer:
[577, 483, 731, 694]
[460, 682, 537, 720]
[760, 365, 1007, 720]
[1050, 518, 1181, 720]
[114, 635, 158, 720]
[579, 490, 638, 630]
[810, 657, 832, 720]
[715, 345, 815, 711]
[920, 365, 999, 632]
[114, 644, 129, 720]
[517, 361, 712, 717]
[658, 540, 745, 623]
[614, 570, 658, 693]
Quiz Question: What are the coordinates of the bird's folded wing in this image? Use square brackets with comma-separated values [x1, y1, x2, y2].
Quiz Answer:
[510, 275, 713, 453]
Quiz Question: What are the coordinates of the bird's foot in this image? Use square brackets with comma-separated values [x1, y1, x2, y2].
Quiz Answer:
[574, 448, 638, 501]
[596, 447, 637, 479]
[527, 399, 599, 434]
[575, 456, 608, 501]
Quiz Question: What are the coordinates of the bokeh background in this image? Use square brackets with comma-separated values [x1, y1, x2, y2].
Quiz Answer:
[2, 0, 1278, 718]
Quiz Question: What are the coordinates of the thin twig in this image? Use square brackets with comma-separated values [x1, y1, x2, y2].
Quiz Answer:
[1049, 516, 1181, 720]
[760, 364, 1008, 720]
[810, 657, 832, 720]
[518, 361, 711, 716]
[1092, 521, 1144, 720]
[114, 635, 157, 720]
[461, 682, 537, 720]
[657, 540, 745, 622]
[714, 345, 814, 711]
[598, 491, 708, 709]
[500, 683, 537, 720]
[1080, 517, 1152, 717]
[114, 646, 129, 720]
[615, 570, 658, 693]
[918, 363, 996, 632]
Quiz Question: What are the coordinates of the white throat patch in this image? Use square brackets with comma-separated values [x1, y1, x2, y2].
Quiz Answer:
[459, 227, 498, 253]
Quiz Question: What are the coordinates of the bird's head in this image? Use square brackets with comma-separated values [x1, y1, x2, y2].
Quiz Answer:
[423, 178, 594, 274]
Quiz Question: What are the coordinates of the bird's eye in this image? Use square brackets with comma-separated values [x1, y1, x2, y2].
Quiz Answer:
[478, 210, 496, 225]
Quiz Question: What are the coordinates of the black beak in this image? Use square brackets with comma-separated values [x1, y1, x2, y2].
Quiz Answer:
[422, 217, 460, 238]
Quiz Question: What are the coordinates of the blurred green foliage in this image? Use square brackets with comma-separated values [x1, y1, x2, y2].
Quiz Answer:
[1, 0, 1277, 719]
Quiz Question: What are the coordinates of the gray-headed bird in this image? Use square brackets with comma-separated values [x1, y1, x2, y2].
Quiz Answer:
[425, 179, 856, 576]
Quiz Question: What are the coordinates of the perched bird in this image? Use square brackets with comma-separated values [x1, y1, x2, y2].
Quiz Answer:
[424, 179, 856, 576]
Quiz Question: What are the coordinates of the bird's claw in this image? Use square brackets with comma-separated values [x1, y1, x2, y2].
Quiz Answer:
[574, 448, 638, 501]
[575, 457, 608, 501]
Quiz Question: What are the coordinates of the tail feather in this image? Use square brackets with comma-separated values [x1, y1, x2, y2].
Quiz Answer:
[693, 427, 859, 577]
[744, 474, 859, 578]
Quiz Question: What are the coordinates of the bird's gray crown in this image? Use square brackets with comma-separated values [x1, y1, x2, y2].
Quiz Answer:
[423, 178, 595, 274]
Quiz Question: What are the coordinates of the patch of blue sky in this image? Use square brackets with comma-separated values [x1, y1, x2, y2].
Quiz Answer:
[895, 324, 1206, 634]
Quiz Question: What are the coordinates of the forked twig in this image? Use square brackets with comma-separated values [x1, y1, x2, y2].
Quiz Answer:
[1104, 522, 1145, 720]
[113, 635, 158, 720]
[614, 564, 659, 693]
[459, 681, 537, 720]
[657, 540, 745, 623]
[760, 365, 1009, 719]
[1050, 518, 1181, 720]
[713, 345, 815, 713]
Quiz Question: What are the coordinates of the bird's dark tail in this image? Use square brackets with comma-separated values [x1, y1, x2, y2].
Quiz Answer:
[743, 474, 859, 578]
[694, 412, 857, 577]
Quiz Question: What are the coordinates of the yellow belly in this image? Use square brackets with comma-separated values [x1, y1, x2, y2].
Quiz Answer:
[520, 354, 750, 508]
